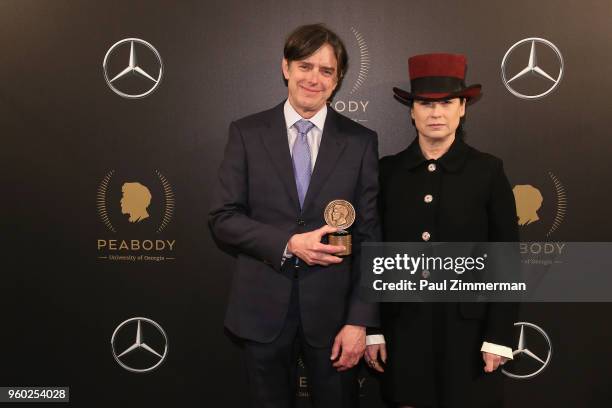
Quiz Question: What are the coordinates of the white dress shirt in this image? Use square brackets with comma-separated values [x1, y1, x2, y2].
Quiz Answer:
[283, 98, 327, 170]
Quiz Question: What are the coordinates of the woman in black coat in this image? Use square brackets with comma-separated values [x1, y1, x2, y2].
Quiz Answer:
[365, 54, 519, 408]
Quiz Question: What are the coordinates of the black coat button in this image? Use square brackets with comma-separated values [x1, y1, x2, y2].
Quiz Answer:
[297, 218, 305, 226]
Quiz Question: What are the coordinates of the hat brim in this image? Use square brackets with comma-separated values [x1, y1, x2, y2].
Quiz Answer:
[393, 84, 482, 106]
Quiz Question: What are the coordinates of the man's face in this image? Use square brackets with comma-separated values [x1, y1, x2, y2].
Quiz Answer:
[411, 98, 466, 141]
[282, 43, 338, 118]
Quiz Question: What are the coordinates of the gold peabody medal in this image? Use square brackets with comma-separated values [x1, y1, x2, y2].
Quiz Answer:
[324, 200, 355, 256]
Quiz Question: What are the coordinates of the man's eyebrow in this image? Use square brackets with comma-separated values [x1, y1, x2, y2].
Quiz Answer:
[320, 65, 336, 71]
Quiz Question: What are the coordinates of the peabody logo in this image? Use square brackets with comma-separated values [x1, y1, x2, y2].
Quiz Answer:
[329, 26, 370, 123]
[514, 172, 567, 292]
[513, 171, 567, 239]
[103, 38, 164, 99]
[501, 38, 564, 100]
[502, 322, 552, 379]
[97, 170, 176, 262]
[111, 317, 168, 373]
[296, 355, 366, 398]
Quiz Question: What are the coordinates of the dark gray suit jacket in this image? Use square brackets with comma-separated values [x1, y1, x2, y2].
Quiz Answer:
[209, 101, 380, 347]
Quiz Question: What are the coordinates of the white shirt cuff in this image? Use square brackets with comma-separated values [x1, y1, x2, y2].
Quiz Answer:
[281, 243, 293, 266]
[366, 334, 386, 345]
[481, 341, 513, 359]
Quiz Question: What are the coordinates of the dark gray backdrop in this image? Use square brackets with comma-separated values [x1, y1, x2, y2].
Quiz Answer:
[2, 0, 611, 406]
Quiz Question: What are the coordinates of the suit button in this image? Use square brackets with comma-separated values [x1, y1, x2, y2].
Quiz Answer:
[428, 163, 437, 172]
[422, 270, 430, 279]
[424, 194, 433, 203]
[422, 231, 431, 241]
[292, 262, 299, 278]
[296, 218, 305, 226]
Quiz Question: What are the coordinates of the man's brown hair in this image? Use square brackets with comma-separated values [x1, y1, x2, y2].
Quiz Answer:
[283, 23, 348, 92]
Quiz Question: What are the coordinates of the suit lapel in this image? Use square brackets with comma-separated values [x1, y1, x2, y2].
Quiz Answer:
[302, 108, 347, 213]
[261, 103, 301, 211]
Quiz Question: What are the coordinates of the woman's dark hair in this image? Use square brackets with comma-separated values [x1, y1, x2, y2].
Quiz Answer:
[283, 24, 348, 92]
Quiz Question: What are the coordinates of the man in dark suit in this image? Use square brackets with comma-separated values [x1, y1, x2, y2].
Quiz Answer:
[209, 24, 380, 407]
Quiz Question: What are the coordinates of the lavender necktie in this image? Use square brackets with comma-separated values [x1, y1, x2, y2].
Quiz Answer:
[292, 119, 315, 209]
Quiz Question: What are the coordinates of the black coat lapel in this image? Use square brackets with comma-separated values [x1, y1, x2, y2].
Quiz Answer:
[302, 109, 347, 213]
[261, 102, 301, 212]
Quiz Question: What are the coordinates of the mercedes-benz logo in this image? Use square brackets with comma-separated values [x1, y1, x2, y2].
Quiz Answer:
[110, 317, 168, 373]
[502, 321, 552, 379]
[102, 38, 163, 99]
[501, 38, 563, 100]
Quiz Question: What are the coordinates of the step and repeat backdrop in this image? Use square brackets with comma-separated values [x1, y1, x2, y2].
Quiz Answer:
[2, 0, 611, 406]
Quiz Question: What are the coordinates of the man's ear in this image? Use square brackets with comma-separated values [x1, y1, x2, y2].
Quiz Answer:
[282, 58, 290, 80]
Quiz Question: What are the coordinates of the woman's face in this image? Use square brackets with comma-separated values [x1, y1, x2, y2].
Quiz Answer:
[411, 98, 466, 141]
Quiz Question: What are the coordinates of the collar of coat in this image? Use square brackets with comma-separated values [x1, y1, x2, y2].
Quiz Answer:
[400, 136, 469, 173]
